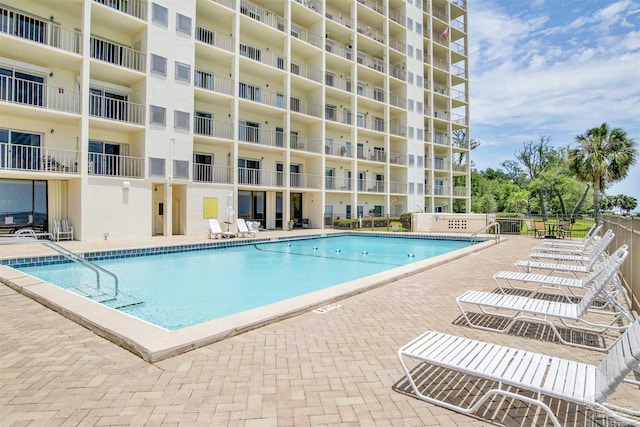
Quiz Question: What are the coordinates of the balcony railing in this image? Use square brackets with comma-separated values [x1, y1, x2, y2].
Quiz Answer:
[88, 152, 144, 178]
[90, 36, 145, 72]
[0, 75, 80, 114]
[325, 7, 353, 29]
[358, 116, 386, 133]
[389, 9, 405, 26]
[325, 39, 353, 61]
[291, 62, 322, 83]
[325, 176, 352, 191]
[290, 24, 322, 48]
[358, 179, 385, 193]
[238, 167, 280, 187]
[196, 25, 234, 52]
[357, 52, 385, 73]
[211, 0, 235, 9]
[193, 163, 232, 184]
[290, 172, 322, 189]
[389, 181, 407, 194]
[452, 0, 467, 10]
[389, 36, 405, 53]
[89, 93, 144, 124]
[325, 107, 353, 125]
[388, 93, 406, 109]
[389, 121, 405, 137]
[357, 0, 384, 15]
[239, 84, 286, 109]
[452, 64, 467, 78]
[357, 86, 385, 103]
[193, 116, 233, 140]
[0, 6, 81, 54]
[434, 185, 449, 196]
[324, 141, 353, 158]
[452, 41, 466, 56]
[452, 163, 467, 173]
[0, 143, 79, 174]
[325, 74, 352, 92]
[240, 0, 286, 32]
[290, 97, 322, 117]
[93, 0, 147, 20]
[389, 151, 405, 165]
[434, 133, 448, 145]
[357, 23, 384, 43]
[294, 0, 321, 13]
[239, 40, 286, 70]
[453, 186, 468, 197]
[452, 113, 468, 125]
[291, 135, 322, 154]
[238, 125, 282, 148]
[389, 64, 406, 81]
[194, 70, 234, 95]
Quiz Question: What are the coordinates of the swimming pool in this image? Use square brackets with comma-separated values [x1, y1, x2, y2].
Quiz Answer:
[18, 234, 474, 330]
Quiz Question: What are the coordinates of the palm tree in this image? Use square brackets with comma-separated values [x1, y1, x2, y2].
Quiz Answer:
[568, 123, 637, 221]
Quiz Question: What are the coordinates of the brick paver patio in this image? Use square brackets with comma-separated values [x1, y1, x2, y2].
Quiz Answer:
[1, 235, 637, 426]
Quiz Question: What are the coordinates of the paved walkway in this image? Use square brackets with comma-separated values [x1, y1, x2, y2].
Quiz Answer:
[1, 235, 638, 426]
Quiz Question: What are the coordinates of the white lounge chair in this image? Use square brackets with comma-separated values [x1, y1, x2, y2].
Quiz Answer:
[456, 250, 634, 351]
[529, 229, 614, 264]
[208, 219, 223, 239]
[247, 221, 261, 234]
[540, 222, 602, 248]
[530, 229, 612, 255]
[494, 245, 629, 303]
[397, 318, 640, 427]
[53, 219, 73, 241]
[236, 218, 255, 237]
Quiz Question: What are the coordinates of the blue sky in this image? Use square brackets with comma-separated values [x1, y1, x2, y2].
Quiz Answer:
[467, 0, 640, 207]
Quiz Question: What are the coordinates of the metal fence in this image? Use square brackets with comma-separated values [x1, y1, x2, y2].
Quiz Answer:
[601, 215, 639, 314]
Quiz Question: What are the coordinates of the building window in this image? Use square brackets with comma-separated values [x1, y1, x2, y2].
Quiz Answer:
[151, 54, 167, 76]
[407, 18, 413, 31]
[0, 67, 45, 107]
[176, 13, 192, 36]
[194, 111, 212, 135]
[417, 101, 423, 113]
[152, 3, 168, 27]
[174, 110, 190, 130]
[417, 128, 424, 141]
[150, 105, 166, 126]
[409, 182, 415, 194]
[407, 71, 414, 84]
[416, 22, 422, 34]
[175, 62, 191, 82]
[408, 154, 415, 167]
[416, 75, 423, 88]
[408, 127, 414, 138]
[417, 183, 424, 195]
[408, 99, 414, 111]
[149, 157, 165, 177]
[173, 159, 189, 179]
[417, 156, 424, 168]
[193, 153, 213, 182]
[416, 49, 423, 61]
[88, 140, 128, 176]
[407, 45, 413, 57]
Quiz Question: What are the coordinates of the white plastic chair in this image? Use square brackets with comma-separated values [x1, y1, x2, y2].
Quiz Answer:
[208, 219, 223, 239]
[53, 219, 73, 241]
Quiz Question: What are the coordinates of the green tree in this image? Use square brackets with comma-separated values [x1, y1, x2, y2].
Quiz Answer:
[515, 136, 555, 215]
[568, 123, 637, 220]
[619, 195, 637, 214]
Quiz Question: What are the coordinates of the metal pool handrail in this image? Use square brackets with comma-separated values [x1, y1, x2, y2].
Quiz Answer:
[470, 221, 500, 244]
[0, 237, 119, 295]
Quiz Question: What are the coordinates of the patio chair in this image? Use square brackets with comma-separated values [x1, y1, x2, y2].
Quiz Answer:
[456, 249, 634, 352]
[208, 219, 223, 239]
[530, 229, 612, 255]
[53, 219, 73, 241]
[397, 318, 640, 427]
[494, 245, 629, 303]
[236, 218, 255, 237]
[529, 229, 614, 263]
[533, 220, 546, 238]
[247, 221, 261, 234]
[525, 219, 535, 237]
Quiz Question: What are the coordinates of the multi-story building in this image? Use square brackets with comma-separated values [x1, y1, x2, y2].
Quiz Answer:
[0, 0, 469, 241]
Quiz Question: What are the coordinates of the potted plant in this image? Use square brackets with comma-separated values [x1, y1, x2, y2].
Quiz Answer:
[288, 219, 294, 230]
[390, 221, 402, 232]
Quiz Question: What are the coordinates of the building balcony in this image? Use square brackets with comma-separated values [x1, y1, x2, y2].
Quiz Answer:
[239, 84, 286, 110]
[0, 143, 79, 174]
[88, 152, 144, 178]
[238, 125, 283, 148]
[357, 116, 385, 133]
[389, 121, 406, 137]
[0, 75, 80, 114]
[290, 97, 323, 118]
[453, 186, 468, 197]
[0, 5, 82, 55]
[389, 36, 405, 53]
[93, 0, 147, 20]
[239, 0, 286, 33]
[211, 0, 236, 9]
[290, 135, 323, 154]
[193, 117, 233, 140]
[357, 52, 385, 73]
[290, 172, 322, 189]
[325, 39, 353, 61]
[291, 62, 322, 83]
[389, 151, 406, 166]
[293, 0, 321, 14]
[238, 168, 281, 187]
[194, 70, 234, 96]
[358, 179, 385, 193]
[239, 40, 286, 70]
[324, 141, 353, 158]
[89, 36, 145, 72]
[193, 163, 232, 184]
[324, 74, 352, 92]
[389, 9, 405, 26]
[357, 0, 385, 16]
[357, 23, 384, 44]
[196, 24, 234, 53]
[89, 93, 145, 125]
[290, 23, 322, 48]
[325, 6, 353, 29]
[389, 181, 407, 194]
[434, 185, 449, 196]
[325, 176, 352, 191]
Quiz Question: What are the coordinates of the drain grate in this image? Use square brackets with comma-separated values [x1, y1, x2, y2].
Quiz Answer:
[313, 303, 342, 314]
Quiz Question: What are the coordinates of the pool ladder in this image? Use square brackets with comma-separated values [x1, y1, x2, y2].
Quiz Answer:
[0, 237, 141, 308]
[470, 221, 500, 245]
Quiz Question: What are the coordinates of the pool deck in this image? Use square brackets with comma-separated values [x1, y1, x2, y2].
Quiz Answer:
[1, 231, 638, 426]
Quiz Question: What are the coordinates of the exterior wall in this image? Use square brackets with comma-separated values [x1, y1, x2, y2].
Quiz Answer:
[412, 213, 488, 233]
[0, 0, 469, 241]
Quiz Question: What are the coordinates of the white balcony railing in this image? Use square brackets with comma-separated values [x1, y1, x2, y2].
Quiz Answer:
[89, 93, 144, 124]
[357, 0, 384, 15]
[291, 135, 323, 154]
[290, 97, 322, 118]
[324, 141, 353, 158]
[238, 125, 283, 148]
[325, 7, 353, 29]
[90, 36, 145, 72]
[290, 24, 322, 48]
[0, 75, 80, 114]
[196, 25, 234, 52]
[325, 39, 353, 61]
[93, 0, 147, 20]
[0, 6, 81, 54]
[1, 143, 79, 174]
[240, 0, 286, 33]
[88, 153, 144, 178]
[389, 181, 407, 194]
[193, 163, 232, 184]
[291, 62, 323, 83]
[194, 117, 233, 140]
[238, 167, 280, 187]
[194, 70, 234, 95]
[290, 172, 322, 189]
[325, 176, 352, 191]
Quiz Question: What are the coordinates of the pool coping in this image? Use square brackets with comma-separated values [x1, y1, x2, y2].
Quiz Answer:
[0, 233, 497, 362]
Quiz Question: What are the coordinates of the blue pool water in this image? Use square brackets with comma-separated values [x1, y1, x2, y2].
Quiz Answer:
[18, 235, 474, 329]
